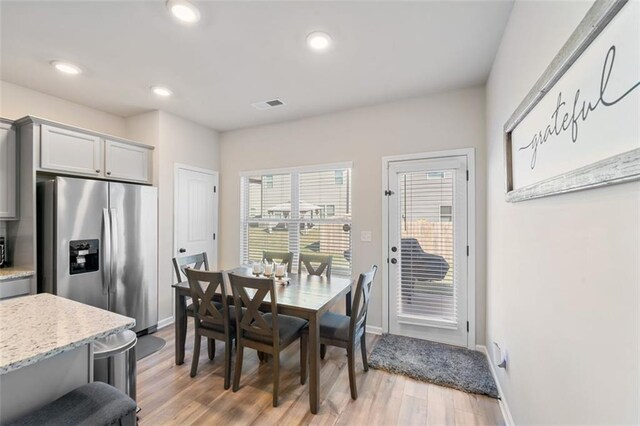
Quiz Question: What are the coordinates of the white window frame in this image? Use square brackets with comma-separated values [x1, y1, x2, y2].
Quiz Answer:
[381, 148, 476, 349]
[239, 161, 353, 274]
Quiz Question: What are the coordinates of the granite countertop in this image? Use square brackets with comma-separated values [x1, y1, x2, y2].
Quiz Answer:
[0, 293, 135, 374]
[0, 267, 36, 282]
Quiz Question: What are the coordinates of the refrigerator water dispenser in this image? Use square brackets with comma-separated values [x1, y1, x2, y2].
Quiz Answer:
[69, 239, 99, 275]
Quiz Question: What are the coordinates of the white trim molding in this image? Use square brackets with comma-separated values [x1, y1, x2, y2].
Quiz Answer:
[381, 148, 477, 349]
[239, 161, 353, 177]
[366, 325, 383, 335]
[157, 316, 174, 330]
[476, 345, 515, 426]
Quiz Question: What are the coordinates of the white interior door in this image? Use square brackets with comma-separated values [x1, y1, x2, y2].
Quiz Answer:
[387, 155, 469, 347]
[175, 166, 218, 270]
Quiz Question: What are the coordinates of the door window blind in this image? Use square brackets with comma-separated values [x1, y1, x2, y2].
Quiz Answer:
[241, 165, 352, 276]
[397, 169, 457, 324]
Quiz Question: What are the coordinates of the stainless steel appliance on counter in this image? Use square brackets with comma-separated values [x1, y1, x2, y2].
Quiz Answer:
[38, 177, 158, 333]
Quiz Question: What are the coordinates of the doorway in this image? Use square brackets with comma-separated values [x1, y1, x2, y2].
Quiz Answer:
[174, 164, 219, 270]
[383, 149, 475, 348]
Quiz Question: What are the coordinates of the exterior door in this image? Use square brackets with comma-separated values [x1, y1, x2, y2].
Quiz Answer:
[175, 166, 218, 270]
[387, 155, 469, 347]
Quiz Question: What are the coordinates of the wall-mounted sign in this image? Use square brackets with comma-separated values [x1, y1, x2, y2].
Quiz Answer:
[504, 0, 639, 202]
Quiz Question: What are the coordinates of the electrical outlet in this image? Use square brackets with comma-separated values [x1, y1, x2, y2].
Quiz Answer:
[360, 231, 372, 242]
[493, 341, 508, 369]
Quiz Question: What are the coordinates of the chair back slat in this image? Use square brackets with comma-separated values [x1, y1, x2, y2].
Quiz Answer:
[229, 273, 279, 343]
[350, 265, 378, 338]
[262, 251, 294, 273]
[298, 253, 333, 277]
[184, 268, 227, 329]
[173, 252, 209, 282]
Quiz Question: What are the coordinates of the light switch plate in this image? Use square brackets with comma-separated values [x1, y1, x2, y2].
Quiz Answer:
[360, 231, 372, 242]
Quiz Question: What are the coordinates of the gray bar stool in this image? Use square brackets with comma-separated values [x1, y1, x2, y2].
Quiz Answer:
[93, 329, 137, 401]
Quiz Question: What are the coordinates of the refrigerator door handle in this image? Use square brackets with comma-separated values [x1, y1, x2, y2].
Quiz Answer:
[102, 208, 111, 295]
[109, 208, 118, 294]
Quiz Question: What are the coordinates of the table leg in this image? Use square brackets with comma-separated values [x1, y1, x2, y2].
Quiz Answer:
[308, 312, 320, 414]
[346, 289, 352, 317]
[175, 289, 187, 365]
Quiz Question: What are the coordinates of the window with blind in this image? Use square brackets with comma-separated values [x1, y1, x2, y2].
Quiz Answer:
[396, 168, 459, 324]
[240, 163, 352, 276]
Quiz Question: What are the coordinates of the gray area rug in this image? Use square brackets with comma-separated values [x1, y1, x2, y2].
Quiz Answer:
[136, 335, 166, 361]
[368, 334, 499, 398]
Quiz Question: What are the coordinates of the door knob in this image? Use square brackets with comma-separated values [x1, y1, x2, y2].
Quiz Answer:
[390, 258, 397, 264]
[179, 248, 186, 253]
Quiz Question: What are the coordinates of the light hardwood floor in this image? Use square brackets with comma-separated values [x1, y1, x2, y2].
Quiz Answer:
[137, 326, 505, 425]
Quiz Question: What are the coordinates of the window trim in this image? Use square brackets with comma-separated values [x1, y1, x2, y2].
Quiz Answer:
[239, 161, 352, 177]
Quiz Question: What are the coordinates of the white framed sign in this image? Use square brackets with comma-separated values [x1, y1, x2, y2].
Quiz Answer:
[504, 0, 640, 202]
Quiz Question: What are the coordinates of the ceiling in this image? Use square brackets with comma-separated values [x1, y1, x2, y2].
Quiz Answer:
[0, 1, 513, 132]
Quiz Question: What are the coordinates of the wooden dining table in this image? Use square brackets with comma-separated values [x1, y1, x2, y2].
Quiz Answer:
[172, 266, 353, 414]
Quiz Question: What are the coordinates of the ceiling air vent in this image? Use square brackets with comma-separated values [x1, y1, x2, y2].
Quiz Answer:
[251, 98, 286, 110]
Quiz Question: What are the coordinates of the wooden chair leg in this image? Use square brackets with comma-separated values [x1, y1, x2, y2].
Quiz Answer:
[272, 352, 280, 407]
[233, 343, 244, 392]
[347, 345, 357, 400]
[300, 335, 308, 385]
[320, 344, 327, 360]
[360, 334, 369, 372]
[190, 334, 201, 378]
[207, 338, 215, 360]
[224, 338, 232, 390]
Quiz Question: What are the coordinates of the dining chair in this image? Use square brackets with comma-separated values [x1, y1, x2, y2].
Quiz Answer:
[184, 268, 235, 389]
[172, 252, 215, 360]
[301, 265, 377, 400]
[262, 251, 294, 274]
[173, 252, 209, 282]
[229, 273, 308, 407]
[298, 253, 333, 277]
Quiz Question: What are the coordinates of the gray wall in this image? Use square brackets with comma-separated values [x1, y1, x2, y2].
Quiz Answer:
[485, 0, 639, 423]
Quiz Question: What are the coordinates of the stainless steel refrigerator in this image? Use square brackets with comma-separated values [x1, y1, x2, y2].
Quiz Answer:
[37, 176, 158, 333]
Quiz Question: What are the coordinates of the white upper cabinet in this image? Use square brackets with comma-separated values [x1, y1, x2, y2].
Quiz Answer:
[40, 124, 102, 176]
[35, 122, 153, 184]
[0, 121, 17, 219]
[104, 139, 152, 183]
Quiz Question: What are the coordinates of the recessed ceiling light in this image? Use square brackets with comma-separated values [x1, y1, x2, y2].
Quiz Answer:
[166, 0, 200, 24]
[50, 60, 82, 75]
[151, 86, 173, 97]
[306, 31, 332, 51]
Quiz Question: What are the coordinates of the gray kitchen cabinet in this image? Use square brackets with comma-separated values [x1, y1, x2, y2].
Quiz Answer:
[0, 120, 17, 220]
[21, 118, 154, 185]
[104, 139, 152, 183]
[0, 277, 32, 300]
[40, 124, 103, 177]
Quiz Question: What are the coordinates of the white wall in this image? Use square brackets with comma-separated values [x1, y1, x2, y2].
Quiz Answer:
[157, 112, 220, 323]
[0, 80, 127, 137]
[485, 1, 639, 424]
[219, 86, 487, 341]
[126, 111, 221, 323]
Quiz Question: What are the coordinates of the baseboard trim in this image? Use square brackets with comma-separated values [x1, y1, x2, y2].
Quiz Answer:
[476, 344, 514, 426]
[157, 316, 174, 330]
[367, 326, 383, 335]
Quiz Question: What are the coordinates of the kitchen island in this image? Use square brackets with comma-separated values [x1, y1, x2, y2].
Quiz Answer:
[0, 293, 135, 423]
